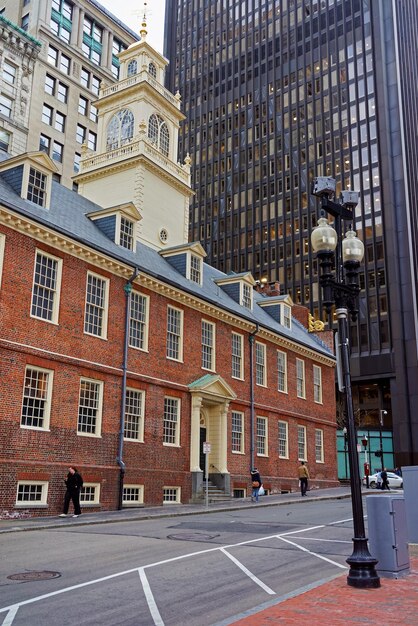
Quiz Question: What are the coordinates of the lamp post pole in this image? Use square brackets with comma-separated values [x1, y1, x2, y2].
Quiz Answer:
[379, 410, 387, 472]
[343, 426, 348, 479]
[311, 177, 380, 589]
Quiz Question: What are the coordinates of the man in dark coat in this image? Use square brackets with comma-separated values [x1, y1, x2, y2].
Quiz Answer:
[250, 468, 262, 502]
[60, 466, 83, 517]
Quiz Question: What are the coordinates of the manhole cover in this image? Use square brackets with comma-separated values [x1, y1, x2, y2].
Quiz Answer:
[8, 571, 61, 582]
[168, 532, 219, 541]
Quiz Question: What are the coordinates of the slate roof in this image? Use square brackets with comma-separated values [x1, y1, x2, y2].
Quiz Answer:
[0, 153, 334, 360]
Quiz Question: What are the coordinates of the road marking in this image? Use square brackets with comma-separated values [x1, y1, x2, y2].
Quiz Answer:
[293, 537, 352, 544]
[220, 548, 276, 595]
[138, 568, 165, 626]
[2, 606, 18, 626]
[0, 522, 350, 620]
[276, 536, 348, 569]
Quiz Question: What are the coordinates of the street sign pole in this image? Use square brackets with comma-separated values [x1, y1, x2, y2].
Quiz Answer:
[203, 442, 211, 509]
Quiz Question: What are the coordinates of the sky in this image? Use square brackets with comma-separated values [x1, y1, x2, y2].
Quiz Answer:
[99, 0, 166, 52]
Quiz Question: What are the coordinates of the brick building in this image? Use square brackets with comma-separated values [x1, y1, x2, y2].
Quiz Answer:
[0, 24, 337, 517]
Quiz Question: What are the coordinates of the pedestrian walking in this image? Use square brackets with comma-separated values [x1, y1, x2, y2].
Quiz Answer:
[381, 468, 390, 490]
[376, 470, 382, 489]
[250, 467, 262, 502]
[60, 466, 83, 517]
[298, 461, 310, 496]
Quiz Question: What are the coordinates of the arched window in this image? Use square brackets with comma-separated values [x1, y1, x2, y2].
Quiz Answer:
[106, 109, 134, 151]
[127, 59, 137, 77]
[148, 114, 170, 156]
[148, 62, 157, 78]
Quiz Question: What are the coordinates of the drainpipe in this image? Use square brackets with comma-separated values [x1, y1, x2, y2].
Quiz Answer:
[249, 324, 259, 471]
[117, 267, 139, 510]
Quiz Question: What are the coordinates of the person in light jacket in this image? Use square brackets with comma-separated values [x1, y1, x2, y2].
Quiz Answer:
[59, 466, 83, 518]
[297, 461, 310, 496]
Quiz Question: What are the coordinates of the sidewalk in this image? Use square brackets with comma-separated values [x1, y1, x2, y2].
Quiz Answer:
[0, 485, 354, 533]
[232, 557, 418, 625]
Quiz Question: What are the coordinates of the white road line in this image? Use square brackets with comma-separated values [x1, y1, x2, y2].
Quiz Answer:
[138, 568, 165, 626]
[1, 606, 18, 626]
[220, 548, 276, 595]
[277, 536, 348, 569]
[0, 522, 348, 618]
[293, 537, 352, 544]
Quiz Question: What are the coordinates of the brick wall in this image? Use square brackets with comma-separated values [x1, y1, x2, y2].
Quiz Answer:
[0, 222, 338, 516]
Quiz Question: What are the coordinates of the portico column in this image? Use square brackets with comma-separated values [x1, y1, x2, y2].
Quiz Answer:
[218, 402, 230, 473]
[190, 395, 202, 472]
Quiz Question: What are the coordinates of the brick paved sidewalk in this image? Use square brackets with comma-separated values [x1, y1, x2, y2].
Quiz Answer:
[234, 558, 418, 625]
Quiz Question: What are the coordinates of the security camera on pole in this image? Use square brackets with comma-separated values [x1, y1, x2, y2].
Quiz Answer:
[311, 176, 380, 589]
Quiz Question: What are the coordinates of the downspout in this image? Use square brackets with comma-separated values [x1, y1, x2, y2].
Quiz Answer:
[117, 267, 140, 510]
[249, 323, 259, 471]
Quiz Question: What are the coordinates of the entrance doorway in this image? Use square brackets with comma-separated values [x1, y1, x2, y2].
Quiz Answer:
[200, 427, 207, 478]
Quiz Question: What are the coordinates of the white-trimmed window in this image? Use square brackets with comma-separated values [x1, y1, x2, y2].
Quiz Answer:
[231, 411, 244, 453]
[255, 342, 267, 386]
[21, 366, 54, 430]
[277, 350, 287, 393]
[0, 94, 13, 118]
[189, 253, 202, 284]
[31, 250, 62, 323]
[313, 365, 322, 403]
[163, 397, 180, 446]
[296, 358, 306, 399]
[166, 306, 183, 361]
[315, 428, 324, 463]
[127, 59, 137, 76]
[106, 109, 134, 151]
[16, 481, 48, 506]
[0, 128, 11, 152]
[256, 416, 268, 456]
[80, 483, 100, 505]
[232, 332, 244, 379]
[123, 484, 143, 505]
[148, 62, 157, 78]
[27, 167, 47, 207]
[124, 388, 144, 441]
[241, 282, 252, 309]
[0, 233, 5, 289]
[201, 320, 215, 370]
[2, 61, 17, 85]
[278, 420, 289, 458]
[119, 216, 134, 250]
[280, 304, 292, 328]
[298, 425, 307, 461]
[148, 114, 170, 157]
[84, 272, 109, 338]
[163, 487, 180, 503]
[129, 291, 149, 351]
[77, 378, 103, 436]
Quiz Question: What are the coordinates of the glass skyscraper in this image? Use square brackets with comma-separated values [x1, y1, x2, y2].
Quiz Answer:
[164, 0, 418, 466]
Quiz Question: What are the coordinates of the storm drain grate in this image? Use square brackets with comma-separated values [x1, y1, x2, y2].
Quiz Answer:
[168, 532, 219, 541]
[8, 571, 61, 582]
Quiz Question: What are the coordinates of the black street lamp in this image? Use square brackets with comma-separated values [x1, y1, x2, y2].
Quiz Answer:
[311, 176, 380, 589]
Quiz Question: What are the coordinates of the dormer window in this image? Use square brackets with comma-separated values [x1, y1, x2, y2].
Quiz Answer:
[119, 216, 134, 250]
[148, 62, 157, 78]
[127, 59, 137, 77]
[148, 114, 170, 157]
[106, 109, 134, 151]
[87, 203, 140, 251]
[189, 254, 202, 284]
[160, 242, 206, 285]
[281, 304, 292, 329]
[241, 283, 252, 310]
[27, 168, 47, 207]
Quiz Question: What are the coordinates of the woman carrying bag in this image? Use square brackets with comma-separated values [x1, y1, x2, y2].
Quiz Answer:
[250, 467, 262, 502]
